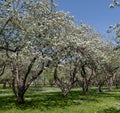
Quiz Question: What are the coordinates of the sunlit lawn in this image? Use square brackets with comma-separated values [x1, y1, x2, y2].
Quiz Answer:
[0, 86, 120, 113]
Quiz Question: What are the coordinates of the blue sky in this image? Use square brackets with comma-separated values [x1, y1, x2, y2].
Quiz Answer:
[55, 0, 120, 35]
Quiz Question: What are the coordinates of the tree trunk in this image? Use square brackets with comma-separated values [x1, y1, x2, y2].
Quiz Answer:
[3, 79, 11, 89]
[49, 80, 54, 87]
[80, 65, 89, 94]
[115, 80, 119, 88]
[50, 82, 54, 87]
[63, 91, 68, 97]
[17, 93, 24, 104]
[81, 78, 89, 94]
[3, 81, 7, 89]
[98, 84, 103, 93]
[17, 87, 25, 104]
[54, 67, 77, 97]
[108, 78, 113, 91]
[82, 84, 88, 94]
[8, 81, 11, 88]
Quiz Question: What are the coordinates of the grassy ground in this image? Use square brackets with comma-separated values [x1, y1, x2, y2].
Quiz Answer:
[0, 86, 120, 113]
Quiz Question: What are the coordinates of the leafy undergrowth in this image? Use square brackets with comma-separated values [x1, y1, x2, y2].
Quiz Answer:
[0, 86, 120, 113]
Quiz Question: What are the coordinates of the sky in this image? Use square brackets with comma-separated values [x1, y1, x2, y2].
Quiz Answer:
[55, 0, 120, 36]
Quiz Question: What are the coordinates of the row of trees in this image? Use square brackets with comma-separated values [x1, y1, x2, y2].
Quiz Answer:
[0, 0, 120, 104]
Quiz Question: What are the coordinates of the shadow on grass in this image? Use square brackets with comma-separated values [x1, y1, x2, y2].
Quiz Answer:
[0, 87, 120, 111]
[0, 88, 12, 95]
[98, 107, 120, 113]
[0, 95, 16, 110]
[0, 90, 98, 111]
[87, 87, 120, 101]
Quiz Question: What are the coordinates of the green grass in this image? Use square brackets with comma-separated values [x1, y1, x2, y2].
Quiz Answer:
[0, 86, 120, 113]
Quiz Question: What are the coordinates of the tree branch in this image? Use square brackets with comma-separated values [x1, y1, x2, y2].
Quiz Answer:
[0, 16, 13, 35]
[0, 46, 22, 52]
[23, 57, 37, 86]
[24, 69, 43, 92]
[0, 63, 6, 76]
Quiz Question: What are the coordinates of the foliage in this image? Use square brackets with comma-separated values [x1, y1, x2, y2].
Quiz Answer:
[0, 0, 120, 104]
[109, 0, 120, 45]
